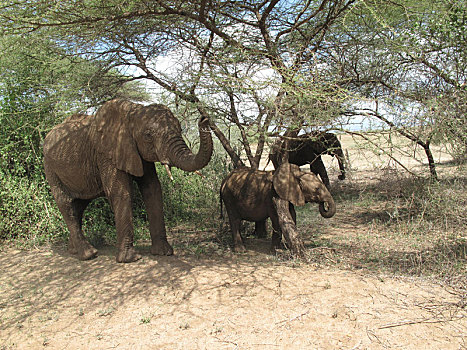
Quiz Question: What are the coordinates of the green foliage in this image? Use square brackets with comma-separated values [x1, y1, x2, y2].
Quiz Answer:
[157, 149, 230, 228]
[79, 198, 116, 248]
[0, 36, 65, 244]
[0, 172, 64, 245]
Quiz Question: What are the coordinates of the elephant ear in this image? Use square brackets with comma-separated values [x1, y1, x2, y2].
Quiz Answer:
[272, 163, 305, 206]
[92, 100, 144, 177]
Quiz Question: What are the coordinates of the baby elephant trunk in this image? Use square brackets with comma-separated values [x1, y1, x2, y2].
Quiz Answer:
[318, 196, 336, 218]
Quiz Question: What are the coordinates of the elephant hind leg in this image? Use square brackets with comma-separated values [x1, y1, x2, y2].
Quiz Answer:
[57, 198, 98, 260]
[228, 216, 246, 253]
[254, 220, 268, 238]
[67, 199, 91, 255]
[49, 182, 97, 260]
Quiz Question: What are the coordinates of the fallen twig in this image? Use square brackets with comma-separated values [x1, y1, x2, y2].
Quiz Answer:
[378, 315, 466, 329]
[276, 308, 311, 325]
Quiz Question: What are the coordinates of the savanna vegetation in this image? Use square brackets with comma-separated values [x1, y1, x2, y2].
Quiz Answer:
[0, 0, 465, 283]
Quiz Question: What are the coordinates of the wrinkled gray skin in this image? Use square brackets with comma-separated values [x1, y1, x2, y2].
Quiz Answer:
[220, 163, 336, 253]
[43, 99, 213, 263]
[269, 132, 346, 189]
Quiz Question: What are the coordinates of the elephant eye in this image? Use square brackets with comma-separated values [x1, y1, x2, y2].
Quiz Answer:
[143, 130, 153, 142]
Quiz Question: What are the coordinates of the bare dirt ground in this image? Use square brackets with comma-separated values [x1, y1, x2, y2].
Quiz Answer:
[1, 135, 466, 349]
[1, 246, 466, 350]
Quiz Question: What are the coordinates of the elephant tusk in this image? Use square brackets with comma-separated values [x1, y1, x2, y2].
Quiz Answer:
[194, 170, 205, 178]
[164, 164, 174, 181]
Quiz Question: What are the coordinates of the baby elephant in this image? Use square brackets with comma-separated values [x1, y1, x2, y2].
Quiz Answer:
[220, 163, 336, 252]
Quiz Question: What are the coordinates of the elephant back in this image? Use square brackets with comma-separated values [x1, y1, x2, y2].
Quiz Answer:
[65, 113, 94, 124]
[221, 167, 273, 200]
[43, 113, 94, 160]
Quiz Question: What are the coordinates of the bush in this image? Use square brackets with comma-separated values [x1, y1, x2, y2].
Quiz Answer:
[0, 172, 65, 246]
[406, 175, 467, 230]
[370, 171, 467, 233]
[157, 150, 231, 227]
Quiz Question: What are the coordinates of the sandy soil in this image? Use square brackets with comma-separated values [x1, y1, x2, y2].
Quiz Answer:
[1, 245, 466, 350]
[1, 135, 465, 349]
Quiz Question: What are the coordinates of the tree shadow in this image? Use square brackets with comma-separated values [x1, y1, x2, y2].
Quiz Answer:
[299, 225, 467, 278]
[0, 241, 281, 338]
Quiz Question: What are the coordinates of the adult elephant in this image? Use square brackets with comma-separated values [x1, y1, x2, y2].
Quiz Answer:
[220, 163, 336, 253]
[43, 99, 213, 263]
[269, 132, 346, 189]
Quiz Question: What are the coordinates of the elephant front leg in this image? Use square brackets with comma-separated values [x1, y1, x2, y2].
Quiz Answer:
[337, 154, 346, 180]
[269, 204, 296, 253]
[104, 170, 142, 263]
[112, 197, 142, 263]
[269, 214, 282, 253]
[136, 162, 173, 256]
[311, 156, 330, 189]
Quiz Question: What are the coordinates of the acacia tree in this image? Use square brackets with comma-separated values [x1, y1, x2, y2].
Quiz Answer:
[1, 0, 357, 169]
[4, 0, 465, 254]
[326, 0, 466, 179]
[2, 0, 464, 174]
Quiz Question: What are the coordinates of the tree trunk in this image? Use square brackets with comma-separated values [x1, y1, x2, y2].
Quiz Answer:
[208, 120, 245, 168]
[422, 141, 438, 181]
[272, 197, 305, 258]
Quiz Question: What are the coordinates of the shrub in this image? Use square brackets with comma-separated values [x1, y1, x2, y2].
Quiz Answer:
[0, 172, 64, 246]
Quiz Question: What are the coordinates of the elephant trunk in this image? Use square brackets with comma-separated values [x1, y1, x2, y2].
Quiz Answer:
[318, 196, 336, 218]
[335, 147, 346, 180]
[168, 116, 213, 172]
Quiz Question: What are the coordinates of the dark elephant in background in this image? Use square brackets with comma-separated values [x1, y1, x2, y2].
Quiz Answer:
[43, 99, 213, 263]
[220, 163, 336, 253]
[269, 132, 346, 189]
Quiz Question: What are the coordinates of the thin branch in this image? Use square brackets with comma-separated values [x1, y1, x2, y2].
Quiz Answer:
[347, 130, 421, 177]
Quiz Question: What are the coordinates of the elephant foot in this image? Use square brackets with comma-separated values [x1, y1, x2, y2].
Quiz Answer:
[275, 241, 287, 249]
[150, 239, 174, 256]
[234, 244, 246, 253]
[77, 243, 98, 261]
[270, 240, 286, 254]
[116, 247, 142, 263]
[68, 243, 78, 255]
[271, 233, 284, 249]
[254, 229, 268, 239]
